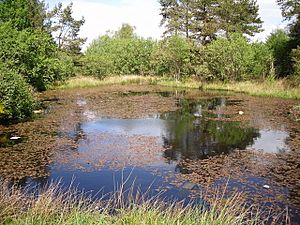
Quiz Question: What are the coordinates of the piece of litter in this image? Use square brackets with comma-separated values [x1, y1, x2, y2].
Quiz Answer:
[10, 136, 21, 140]
[263, 185, 270, 189]
[33, 110, 43, 114]
[238, 111, 244, 115]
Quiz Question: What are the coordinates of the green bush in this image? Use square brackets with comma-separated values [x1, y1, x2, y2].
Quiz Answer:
[0, 64, 34, 121]
[249, 43, 274, 79]
[204, 33, 273, 81]
[266, 29, 291, 77]
[289, 46, 300, 86]
[150, 35, 195, 80]
[0, 23, 72, 91]
[204, 33, 252, 81]
[84, 25, 154, 78]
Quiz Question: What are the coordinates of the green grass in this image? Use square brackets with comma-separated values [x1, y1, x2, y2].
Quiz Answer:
[54, 75, 300, 99]
[54, 75, 200, 90]
[0, 181, 263, 225]
[204, 80, 300, 99]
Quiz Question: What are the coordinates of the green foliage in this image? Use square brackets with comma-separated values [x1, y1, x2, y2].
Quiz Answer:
[151, 35, 195, 80]
[249, 42, 274, 80]
[205, 33, 251, 81]
[0, 23, 72, 91]
[47, 2, 86, 55]
[290, 46, 300, 86]
[0, 64, 34, 121]
[0, 0, 46, 30]
[216, 0, 263, 37]
[277, 0, 300, 45]
[159, 0, 262, 44]
[84, 24, 154, 78]
[204, 33, 273, 81]
[266, 29, 291, 77]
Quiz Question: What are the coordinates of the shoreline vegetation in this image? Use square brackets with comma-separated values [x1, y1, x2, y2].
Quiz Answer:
[0, 181, 267, 225]
[55, 76, 300, 99]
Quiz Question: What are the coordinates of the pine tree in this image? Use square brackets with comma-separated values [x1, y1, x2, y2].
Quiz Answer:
[277, 0, 300, 46]
[160, 0, 182, 36]
[216, 0, 263, 37]
[189, 0, 218, 44]
[159, 0, 263, 44]
[47, 2, 86, 54]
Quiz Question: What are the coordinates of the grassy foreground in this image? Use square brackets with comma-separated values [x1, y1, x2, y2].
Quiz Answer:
[55, 76, 300, 99]
[0, 181, 263, 225]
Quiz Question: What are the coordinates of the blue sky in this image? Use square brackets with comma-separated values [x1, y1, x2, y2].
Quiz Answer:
[45, 0, 287, 49]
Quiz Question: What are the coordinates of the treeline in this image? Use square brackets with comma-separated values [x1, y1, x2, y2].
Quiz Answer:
[0, 0, 84, 121]
[83, 0, 300, 84]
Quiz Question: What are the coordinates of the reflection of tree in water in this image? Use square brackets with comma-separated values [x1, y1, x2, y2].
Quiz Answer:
[161, 98, 260, 162]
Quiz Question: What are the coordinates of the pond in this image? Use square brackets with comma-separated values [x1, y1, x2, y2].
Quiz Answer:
[0, 86, 299, 224]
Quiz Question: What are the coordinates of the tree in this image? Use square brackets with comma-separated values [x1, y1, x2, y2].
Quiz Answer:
[114, 23, 136, 39]
[189, 0, 218, 44]
[159, 0, 263, 43]
[47, 2, 86, 55]
[204, 33, 273, 81]
[84, 24, 154, 77]
[160, 0, 182, 36]
[0, 63, 34, 121]
[0, 0, 46, 30]
[216, 0, 263, 37]
[266, 29, 291, 77]
[277, 0, 300, 46]
[151, 35, 193, 80]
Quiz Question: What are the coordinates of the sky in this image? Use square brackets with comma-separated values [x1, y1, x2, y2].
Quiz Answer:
[45, 0, 287, 49]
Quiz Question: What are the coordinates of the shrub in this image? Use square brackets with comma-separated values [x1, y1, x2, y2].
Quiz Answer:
[266, 29, 291, 77]
[0, 23, 72, 91]
[289, 46, 300, 86]
[0, 64, 34, 121]
[83, 25, 155, 78]
[249, 42, 274, 80]
[204, 33, 274, 81]
[150, 35, 194, 80]
[204, 33, 253, 81]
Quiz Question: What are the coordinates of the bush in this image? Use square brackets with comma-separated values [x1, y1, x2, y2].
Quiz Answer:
[266, 29, 291, 77]
[150, 35, 195, 80]
[83, 25, 155, 78]
[289, 46, 300, 86]
[204, 33, 252, 81]
[204, 33, 274, 81]
[249, 42, 274, 80]
[0, 64, 34, 121]
[0, 23, 72, 91]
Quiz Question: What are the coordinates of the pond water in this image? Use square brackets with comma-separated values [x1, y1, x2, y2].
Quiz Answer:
[0, 88, 299, 224]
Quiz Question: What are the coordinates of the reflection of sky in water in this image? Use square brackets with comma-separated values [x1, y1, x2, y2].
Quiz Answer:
[82, 118, 168, 137]
[248, 129, 290, 153]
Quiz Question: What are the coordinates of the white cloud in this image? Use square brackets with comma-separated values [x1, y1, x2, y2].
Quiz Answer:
[46, 0, 287, 48]
[48, 0, 164, 50]
[253, 0, 287, 41]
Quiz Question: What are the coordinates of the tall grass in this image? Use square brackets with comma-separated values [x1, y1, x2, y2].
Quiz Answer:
[0, 180, 265, 225]
[54, 75, 199, 90]
[204, 80, 300, 99]
[54, 75, 300, 99]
